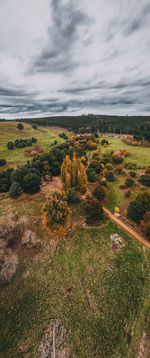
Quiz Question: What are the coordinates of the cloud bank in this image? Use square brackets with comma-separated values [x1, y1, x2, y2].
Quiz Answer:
[0, 0, 150, 118]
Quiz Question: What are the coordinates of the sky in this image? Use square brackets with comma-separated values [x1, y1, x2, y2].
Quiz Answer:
[0, 0, 150, 118]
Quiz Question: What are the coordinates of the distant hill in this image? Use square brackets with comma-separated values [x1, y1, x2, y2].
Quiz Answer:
[2, 114, 150, 135]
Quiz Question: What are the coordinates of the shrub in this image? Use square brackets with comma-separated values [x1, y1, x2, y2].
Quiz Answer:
[59, 132, 68, 140]
[101, 139, 109, 146]
[105, 171, 115, 182]
[125, 178, 134, 187]
[119, 184, 126, 190]
[124, 162, 137, 169]
[22, 173, 41, 194]
[0, 159, 6, 166]
[127, 201, 146, 223]
[7, 141, 14, 150]
[124, 150, 130, 157]
[10, 167, 29, 185]
[0, 168, 13, 192]
[0, 242, 18, 283]
[88, 160, 102, 174]
[86, 168, 97, 183]
[92, 184, 106, 201]
[114, 166, 123, 175]
[125, 189, 131, 197]
[139, 175, 150, 187]
[32, 125, 37, 129]
[9, 182, 22, 198]
[17, 123, 24, 130]
[141, 212, 150, 240]
[130, 171, 136, 178]
[0, 214, 28, 244]
[42, 191, 71, 231]
[87, 140, 97, 151]
[106, 163, 113, 170]
[66, 188, 80, 204]
[127, 192, 150, 223]
[84, 196, 104, 221]
[112, 154, 124, 164]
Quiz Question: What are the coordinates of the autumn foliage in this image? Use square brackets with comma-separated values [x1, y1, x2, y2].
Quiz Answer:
[61, 153, 88, 193]
[42, 191, 71, 232]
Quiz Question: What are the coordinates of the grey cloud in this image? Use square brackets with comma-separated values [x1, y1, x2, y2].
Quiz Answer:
[0, 0, 150, 117]
[32, 0, 89, 73]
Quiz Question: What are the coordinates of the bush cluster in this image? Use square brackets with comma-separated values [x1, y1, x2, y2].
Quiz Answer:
[59, 132, 68, 140]
[7, 137, 37, 150]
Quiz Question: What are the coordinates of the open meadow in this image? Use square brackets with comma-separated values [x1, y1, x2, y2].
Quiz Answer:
[0, 122, 71, 166]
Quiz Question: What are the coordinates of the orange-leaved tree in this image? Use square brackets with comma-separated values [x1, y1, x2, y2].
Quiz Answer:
[61, 152, 87, 193]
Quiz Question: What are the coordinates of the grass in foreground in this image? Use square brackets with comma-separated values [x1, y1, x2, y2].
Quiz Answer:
[0, 217, 149, 358]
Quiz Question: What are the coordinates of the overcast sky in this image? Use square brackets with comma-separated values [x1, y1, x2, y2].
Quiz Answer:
[0, 0, 150, 118]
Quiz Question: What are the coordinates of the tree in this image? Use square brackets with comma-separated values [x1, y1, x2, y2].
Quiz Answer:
[0, 168, 14, 193]
[88, 160, 102, 174]
[125, 178, 134, 187]
[42, 191, 71, 231]
[17, 123, 24, 130]
[22, 173, 41, 194]
[127, 201, 146, 223]
[139, 175, 150, 187]
[93, 184, 106, 201]
[141, 212, 150, 240]
[86, 168, 97, 183]
[105, 171, 115, 182]
[112, 154, 124, 164]
[84, 196, 104, 221]
[9, 182, 22, 198]
[101, 139, 109, 146]
[7, 142, 14, 150]
[127, 192, 150, 223]
[61, 153, 87, 193]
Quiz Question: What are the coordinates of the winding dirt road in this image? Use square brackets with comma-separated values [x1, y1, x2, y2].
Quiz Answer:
[103, 207, 150, 249]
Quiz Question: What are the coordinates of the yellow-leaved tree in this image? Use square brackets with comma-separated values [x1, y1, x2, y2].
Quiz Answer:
[61, 152, 87, 194]
[41, 190, 72, 232]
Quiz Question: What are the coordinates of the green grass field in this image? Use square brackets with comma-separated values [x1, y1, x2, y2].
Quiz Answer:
[0, 122, 71, 166]
[99, 136, 150, 168]
[0, 213, 149, 358]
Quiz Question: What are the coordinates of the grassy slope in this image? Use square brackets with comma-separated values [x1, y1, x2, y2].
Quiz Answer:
[99, 137, 150, 168]
[0, 122, 71, 166]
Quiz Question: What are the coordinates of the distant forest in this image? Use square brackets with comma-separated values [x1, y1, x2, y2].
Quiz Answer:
[1, 114, 150, 140]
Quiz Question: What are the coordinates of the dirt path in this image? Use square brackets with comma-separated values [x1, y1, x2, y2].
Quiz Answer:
[103, 207, 150, 249]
